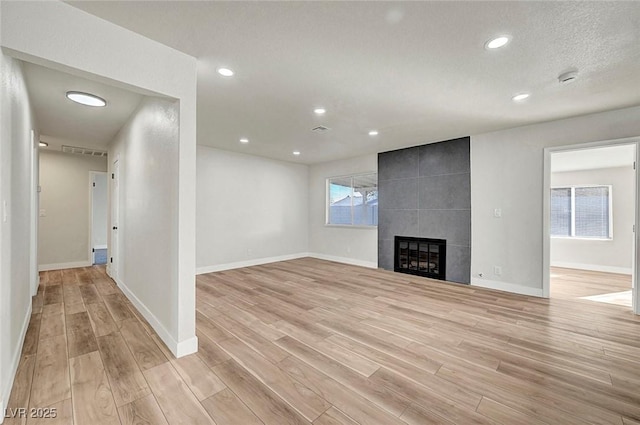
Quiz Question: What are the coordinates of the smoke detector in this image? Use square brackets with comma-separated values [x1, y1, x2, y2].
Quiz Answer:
[311, 125, 330, 133]
[558, 70, 578, 84]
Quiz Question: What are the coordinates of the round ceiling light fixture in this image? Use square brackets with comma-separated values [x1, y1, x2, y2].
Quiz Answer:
[293, 151, 301, 156]
[512, 93, 530, 102]
[313, 107, 326, 115]
[66, 91, 107, 107]
[485, 35, 510, 50]
[368, 130, 379, 136]
[217, 67, 234, 77]
[239, 138, 249, 144]
[38, 141, 48, 147]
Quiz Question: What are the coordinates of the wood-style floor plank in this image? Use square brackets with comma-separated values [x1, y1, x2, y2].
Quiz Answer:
[86, 302, 119, 337]
[69, 351, 120, 425]
[66, 311, 98, 358]
[171, 353, 226, 401]
[29, 334, 70, 409]
[97, 333, 151, 407]
[119, 319, 168, 371]
[143, 362, 215, 425]
[213, 359, 310, 425]
[3, 355, 36, 425]
[118, 393, 169, 425]
[200, 388, 264, 425]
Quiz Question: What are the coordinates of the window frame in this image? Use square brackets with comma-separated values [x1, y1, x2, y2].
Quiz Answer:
[550, 184, 613, 240]
[325, 172, 378, 228]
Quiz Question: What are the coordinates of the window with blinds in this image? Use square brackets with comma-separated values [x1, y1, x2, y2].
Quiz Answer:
[550, 186, 612, 239]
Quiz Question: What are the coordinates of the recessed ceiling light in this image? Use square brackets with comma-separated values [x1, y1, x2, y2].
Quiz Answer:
[314, 108, 326, 115]
[66, 91, 106, 107]
[485, 36, 510, 50]
[217, 67, 234, 77]
[239, 138, 249, 144]
[368, 130, 379, 136]
[512, 93, 530, 102]
[38, 141, 48, 147]
[293, 151, 301, 156]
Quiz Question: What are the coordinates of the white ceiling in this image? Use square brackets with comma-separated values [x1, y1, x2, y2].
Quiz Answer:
[551, 144, 636, 173]
[67, 1, 640, 164]
[23, 62, 143, 152]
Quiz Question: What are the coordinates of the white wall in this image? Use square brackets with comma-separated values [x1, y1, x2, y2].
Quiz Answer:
[550, 166, 634, 274]
[109, 96, 183, 351]
[309, 154, 378, 268]
[196, 146, 309, 273]
[0, 54, 37, 420]
[1, 1, 198, 357]
[471, 105, 640, 296]
[38, 150, 107, 269]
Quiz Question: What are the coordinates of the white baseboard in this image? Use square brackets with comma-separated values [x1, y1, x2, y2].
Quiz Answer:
[93, 244, 107, 250]
[308, 253, 378, 269]
[551, 261, 632, 275]
[471, 277, 544, 297]
[1, 301, 32, 422]
[38, 260, 91, 271]
[115, 277, 196, 358]
[196, 252, 310, 275]
[176, 336, 199, 357]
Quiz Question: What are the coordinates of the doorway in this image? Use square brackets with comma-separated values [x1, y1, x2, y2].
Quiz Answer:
[90, 171, 108, 265]
[543, 139, 639, 314]
[110, 158, 120, 281]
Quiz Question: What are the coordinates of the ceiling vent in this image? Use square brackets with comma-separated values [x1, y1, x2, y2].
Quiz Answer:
[62, 145, 108, 157]
[311, 125, 330, 133]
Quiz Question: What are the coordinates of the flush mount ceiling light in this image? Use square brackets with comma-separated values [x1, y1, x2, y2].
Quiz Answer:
[293, 151, 301, 156]
[368, 130, 379, 136]
[217, 67, 234, 77]
[66, 91, 106, 107]
[512, 93, 530, 102]
[313, 107, 326, 115]
[485, 35, 510, 50]
[239, 138, 249, 144]
[38, 141, 48, 147]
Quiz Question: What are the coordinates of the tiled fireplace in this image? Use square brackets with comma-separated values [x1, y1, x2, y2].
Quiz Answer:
[378, 136, 471, 284]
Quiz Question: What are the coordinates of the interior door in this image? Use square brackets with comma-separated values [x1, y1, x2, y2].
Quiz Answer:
[111, 159, 119, 281]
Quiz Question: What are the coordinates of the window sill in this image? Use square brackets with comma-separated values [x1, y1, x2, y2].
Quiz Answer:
[551, 236, 613, 241]
[324, 224, 377, 229]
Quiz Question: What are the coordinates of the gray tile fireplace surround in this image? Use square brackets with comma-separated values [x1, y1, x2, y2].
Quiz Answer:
[378, 137, 471, 284]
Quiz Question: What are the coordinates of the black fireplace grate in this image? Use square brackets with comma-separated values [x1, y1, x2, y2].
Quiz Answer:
[394, 236, 446, 281]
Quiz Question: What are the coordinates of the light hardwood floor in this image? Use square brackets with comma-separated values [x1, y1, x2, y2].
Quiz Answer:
[551, 267, 632, 307]
[5, 259, 640, 424]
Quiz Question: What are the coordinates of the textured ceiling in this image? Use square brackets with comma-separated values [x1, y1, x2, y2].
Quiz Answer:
[67, 1, 640, 164]
[23, 62, 143, 151]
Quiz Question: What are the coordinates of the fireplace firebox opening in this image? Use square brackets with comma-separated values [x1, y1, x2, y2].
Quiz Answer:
[394, 236, 446, 281]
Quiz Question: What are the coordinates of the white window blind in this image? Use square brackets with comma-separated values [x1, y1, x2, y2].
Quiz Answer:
[550, 185, 611, 239]
[574, 186, 610, 238]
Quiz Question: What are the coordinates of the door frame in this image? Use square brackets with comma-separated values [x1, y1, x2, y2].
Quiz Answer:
[108, 155, 120, 281]
[542, 136, 639, 314]
[89, 171, 108, 265]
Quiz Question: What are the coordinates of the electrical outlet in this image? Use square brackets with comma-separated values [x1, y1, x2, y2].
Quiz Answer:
[493, 266, 502, 276]
[494, 208, 502, 218]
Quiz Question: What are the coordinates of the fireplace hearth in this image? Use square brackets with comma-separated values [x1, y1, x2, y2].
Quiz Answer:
[394, 236, 446, 281]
